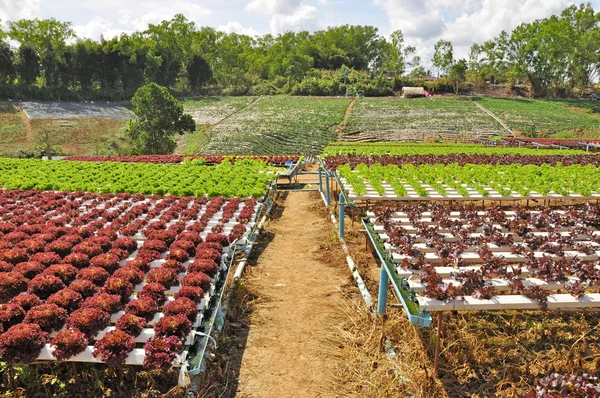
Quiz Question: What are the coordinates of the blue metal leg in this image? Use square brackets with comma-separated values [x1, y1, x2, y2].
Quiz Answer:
[339, 193, 345, 239]
[325, 173, 330, 206]
[378, 266, 389, 314]
[318, 168, 323, 193]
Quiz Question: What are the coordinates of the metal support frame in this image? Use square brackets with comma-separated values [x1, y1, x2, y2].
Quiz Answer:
[325, 171, 331, 206]
[362, 218, 432, 327]
[339, 193, 345, 239]
[377, 266, 389, 315]
[318, 168, 323, 192]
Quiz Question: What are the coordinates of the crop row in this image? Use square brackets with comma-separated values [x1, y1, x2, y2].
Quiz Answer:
[323, 153, 600, 170]
[62, 154, 303, 166]
[338, 163, 600, 199]
[503, 138, 600, 148]
[475, 97, 600, 134]
[322, 142, 587, 156]
[202, 96, 350, 155]
[370, 203, 600, 310]
[0, 190, 257, 369]
[0, 159, 277, 198]
[344, 98, 505, 138]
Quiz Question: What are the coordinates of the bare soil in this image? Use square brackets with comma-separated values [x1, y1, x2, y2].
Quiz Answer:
[235, 191, 353, 398]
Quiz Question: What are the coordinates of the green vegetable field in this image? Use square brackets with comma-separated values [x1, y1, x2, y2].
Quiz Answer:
[343, 98, 505, 142]
[0, 158, 277, 198]
[476, 98, 600, 134]
[202, 96, 350, 155]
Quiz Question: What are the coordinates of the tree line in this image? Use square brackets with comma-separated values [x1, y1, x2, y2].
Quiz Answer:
[0, 3, 598, 100]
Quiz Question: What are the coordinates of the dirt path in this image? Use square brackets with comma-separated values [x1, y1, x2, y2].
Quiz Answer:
[337, 98, 356, 141]
[18, 105, 34, 145]
[236, 192, 349, 398]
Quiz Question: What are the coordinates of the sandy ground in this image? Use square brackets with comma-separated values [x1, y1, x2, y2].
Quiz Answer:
[236, 191, 349, 398]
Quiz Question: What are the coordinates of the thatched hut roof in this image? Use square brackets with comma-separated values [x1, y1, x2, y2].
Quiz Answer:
[402, 87, 425, 98]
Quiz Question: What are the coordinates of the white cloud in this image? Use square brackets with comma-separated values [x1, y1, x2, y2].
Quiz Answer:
[270, 4, 318, 34]
[217, 21, 259, 36]
[245, 0, 304, 15]
[73, 16, 124, 40]
[0, 0, 40, 22]
[117, 1, 212, 31]
[374, 0, 576, 68]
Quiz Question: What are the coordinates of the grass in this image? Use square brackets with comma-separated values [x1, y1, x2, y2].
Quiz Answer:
[203, 96, 351, 155]
[0, 103, 27, 146]
[476, 97, 600, 135]
[30, 119, 129, 156]
[183, 96, 256, 125]
[345, 97, 505, 138]
[179, 125, 208, 155]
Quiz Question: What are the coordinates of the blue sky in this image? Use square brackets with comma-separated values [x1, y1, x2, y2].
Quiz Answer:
[1, 0, 599, 66]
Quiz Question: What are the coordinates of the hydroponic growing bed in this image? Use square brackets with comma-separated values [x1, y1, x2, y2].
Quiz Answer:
[335, 163, 600, 201]
[0, 190, 261, 371]
[366, 203, 600, 313]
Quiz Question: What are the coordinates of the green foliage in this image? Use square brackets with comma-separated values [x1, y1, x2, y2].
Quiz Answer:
[0, 158, 277, 198]
[127, 83, 195, 154]
[449, 59, 467, 94]
[432, 40, 454, 75]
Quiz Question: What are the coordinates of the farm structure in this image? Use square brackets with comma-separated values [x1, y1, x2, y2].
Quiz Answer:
[0, 156, 285, 389]
[318, 142, 600, 379]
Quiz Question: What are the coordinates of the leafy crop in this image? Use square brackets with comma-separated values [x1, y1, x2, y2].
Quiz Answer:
[0, 158, 277, 198]
[372, 202, 600, 310]
[0, 189, 256, 368]
[338, 162, 600, 198]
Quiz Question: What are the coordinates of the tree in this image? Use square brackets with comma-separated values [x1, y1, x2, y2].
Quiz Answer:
[383, 30, 415, 77]
[449, 59, 467, 94]
[15, 45, 40, 86]
[9, 19, 75, 87]
[126, 83, 195, 154]
[187, 55, 212, 90]
[432, 39, 454, 77]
